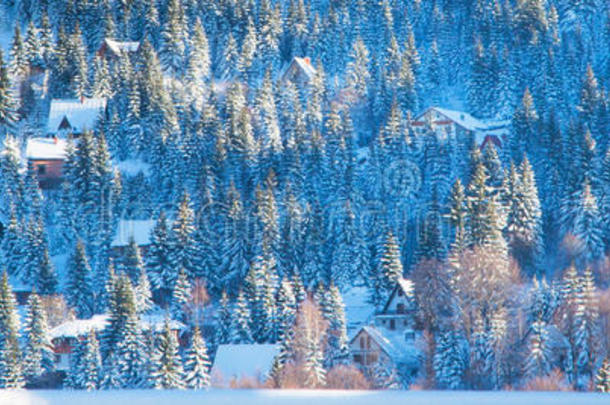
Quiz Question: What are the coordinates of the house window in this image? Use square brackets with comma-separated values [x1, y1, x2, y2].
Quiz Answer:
[37, 164, 47, 175]
[397, 303, 405, 314]
[354, 354, 363, 364]
[366, 353, 378, 364]
[390, 319, 396, 330]
[360, 336, 365, 349]
[366, 336, 371, 349]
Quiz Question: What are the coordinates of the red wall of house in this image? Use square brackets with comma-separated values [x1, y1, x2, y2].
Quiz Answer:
[30, 159, 65, 188]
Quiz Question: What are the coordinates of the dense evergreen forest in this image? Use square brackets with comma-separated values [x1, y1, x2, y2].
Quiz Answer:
[0, 0, 609, 393]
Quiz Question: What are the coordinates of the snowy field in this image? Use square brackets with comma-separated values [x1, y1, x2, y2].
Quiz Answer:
[1, 389, 609, 405]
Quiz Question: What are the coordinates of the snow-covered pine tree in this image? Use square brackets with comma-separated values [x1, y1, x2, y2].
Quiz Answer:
[170, 192, 199, 279]
[151, 320, 184, 389]
[376, 230, 403, 298]
[148, 211, 175, 302]
[215, 290, 232, 345]
[78, 330, 102, 391]
[116, 311, 149, 388]
[524, 318, 552, 379]
[135, 270, 153, 315]
[0, 272, 24, 388]
[596, 358, 610, 392]
[0, 50, 17, 132]
[231, 290, 253, 344]
[572, 178, 604, 264]
[159, 0, 187, 76]
[184, 326, 211, 389]
[66, 241, 94, 318]
[171, 268, 191, 324]
[433, 330, 466, 390]
[23, 292, 53, 380]
[122, 237, 146, 283]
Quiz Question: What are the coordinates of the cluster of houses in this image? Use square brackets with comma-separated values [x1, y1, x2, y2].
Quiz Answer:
[43, 271, 421, 387]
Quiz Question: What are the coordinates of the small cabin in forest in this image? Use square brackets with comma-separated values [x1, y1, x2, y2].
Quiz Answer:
[46, 98, 107, 137]
[97, 38, 141, 60]
[281, 57, 317, 86]
[411, 106, 509, 147]
[25, 137, 68, 189]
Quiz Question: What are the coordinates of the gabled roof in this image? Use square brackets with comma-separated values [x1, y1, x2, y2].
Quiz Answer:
[103, 38, 140, 55]
[211, 344, 279, 382]
[381, 278, 414, 314]
[282, 57, 317, 82]
[111, 219, 156, 247]
[351, 325, 420, 366]
[25, 137, 68, 160]
[414, 106, 487, 132]
[46, 98, 107, 135]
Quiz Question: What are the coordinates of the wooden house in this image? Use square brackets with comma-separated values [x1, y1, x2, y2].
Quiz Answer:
[46, 98, 107, 137]
[97, 38, 141, 60]
[281, 57, 317, 86]
[25, 137, 68, 189]
[349, 279, 420, 377]
[411, 106, 509, 147]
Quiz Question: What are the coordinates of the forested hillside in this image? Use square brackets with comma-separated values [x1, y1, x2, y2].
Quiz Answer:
[0, 0, 609, 393]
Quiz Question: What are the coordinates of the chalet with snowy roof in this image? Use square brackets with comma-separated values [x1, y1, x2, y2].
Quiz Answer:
[97, 38, 141, 60]
[211, 344, 279, 387]
[281, 57, 317, 86]
[412, 106, 509, 148]
[46, 98, 107, 137]
[26, 137, 68, 189]
[50, 314, 185, 372]
[349, 279, 420, 380]
[111, 219, 156, 256]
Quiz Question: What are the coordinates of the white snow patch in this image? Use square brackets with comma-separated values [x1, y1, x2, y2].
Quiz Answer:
[343, 286, 374, 335]
[211, 344, 278, 386]
[3, 389, 609, 405]
[114, 159, 151, 177]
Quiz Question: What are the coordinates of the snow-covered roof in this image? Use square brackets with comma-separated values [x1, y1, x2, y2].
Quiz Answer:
[415, 107, 487, 132]
[49, 315, 109, 340]
[397, 278, 414, 297]
[282, 57, 317, 82]
[354, 326, 420, 366]
[103, 38, 140, 55]
[111, 219, 155, 247]
[25, 137, 68, 160]
[140, 314, 186, 333]
[49, 314, 185, 340]
[46, 98, 107, 135]
[211, 344, 279, 383]
[293, 57, 316, 79]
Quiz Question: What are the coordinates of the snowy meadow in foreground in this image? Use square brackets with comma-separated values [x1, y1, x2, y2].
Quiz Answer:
[2, 389, 610, 405]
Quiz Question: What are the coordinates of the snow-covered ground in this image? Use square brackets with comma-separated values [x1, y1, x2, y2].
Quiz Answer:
[1, 389, 608, 405]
